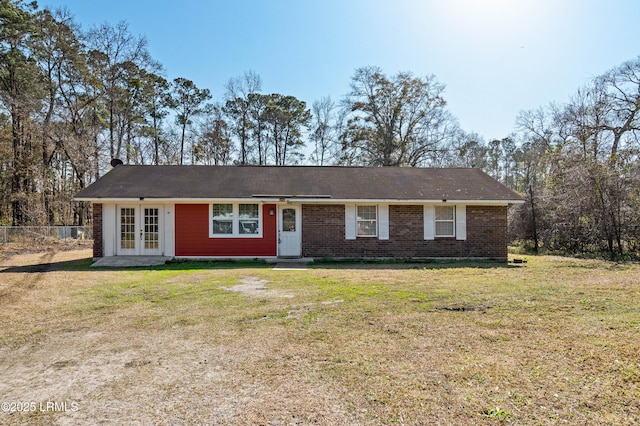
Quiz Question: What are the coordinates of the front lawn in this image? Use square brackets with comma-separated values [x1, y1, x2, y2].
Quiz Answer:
[0, 250, 638, 424]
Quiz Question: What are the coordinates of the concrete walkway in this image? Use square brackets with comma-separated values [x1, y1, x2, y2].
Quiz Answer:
[91, 256, 171, 268]
[272, 263, 309, 271]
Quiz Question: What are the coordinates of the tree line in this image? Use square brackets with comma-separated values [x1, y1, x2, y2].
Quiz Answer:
[510, 59, 640, 259]
[1, 1, 639, 258]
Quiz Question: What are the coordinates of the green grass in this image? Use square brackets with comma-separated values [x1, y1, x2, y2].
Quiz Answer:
[1, 254, 639, 424]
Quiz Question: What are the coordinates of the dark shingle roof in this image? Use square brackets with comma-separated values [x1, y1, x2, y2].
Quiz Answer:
[75, 165, 523, 202]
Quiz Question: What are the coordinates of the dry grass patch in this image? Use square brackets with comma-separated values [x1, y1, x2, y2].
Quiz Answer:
[0, 251, 638, 424]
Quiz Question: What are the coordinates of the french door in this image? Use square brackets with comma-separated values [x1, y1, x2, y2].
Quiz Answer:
[117, 205, 162, 255]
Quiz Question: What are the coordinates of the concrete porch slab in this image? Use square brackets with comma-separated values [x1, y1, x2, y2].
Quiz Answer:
[265, 257, 314, 264]
[91, 256, 171, 268]
[270, 258, 313, 271]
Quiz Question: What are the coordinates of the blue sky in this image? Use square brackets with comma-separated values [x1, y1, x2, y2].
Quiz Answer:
[38, 0, 640, 141]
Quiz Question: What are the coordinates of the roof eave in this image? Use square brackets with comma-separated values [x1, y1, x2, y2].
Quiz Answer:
[75, 196, 525, 205]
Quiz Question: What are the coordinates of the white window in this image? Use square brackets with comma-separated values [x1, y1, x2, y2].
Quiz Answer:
[212, 204, 233, 234]
[356, 205, 377, 237]
[238, 204, 259, 235]
[210, 203, 262, 237]
[435, 205, 455, 237]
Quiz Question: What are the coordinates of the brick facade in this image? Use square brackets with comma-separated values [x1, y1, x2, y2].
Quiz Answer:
[92, 203, 103, 258]
[301, 204, 507, 259]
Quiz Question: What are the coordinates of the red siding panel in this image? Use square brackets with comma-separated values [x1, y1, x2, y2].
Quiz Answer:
[175, 204, 277, 256]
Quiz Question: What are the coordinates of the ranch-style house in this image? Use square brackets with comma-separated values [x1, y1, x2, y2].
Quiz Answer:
[74, 165, 524, 261]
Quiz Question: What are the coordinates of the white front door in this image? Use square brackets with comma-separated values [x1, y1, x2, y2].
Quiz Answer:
[278, 205, 301, 257]
[117, 205, 163, 256]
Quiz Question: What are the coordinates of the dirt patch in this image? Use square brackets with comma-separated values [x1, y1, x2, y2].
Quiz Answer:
[223, 276, 294, 299]
[224, 276, 269, 295]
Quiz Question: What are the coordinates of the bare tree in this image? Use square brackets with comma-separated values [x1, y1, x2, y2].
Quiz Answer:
[599, 58, 640, 157]
[310, 96, 338, 165]
[85, 21, 158, 161]
[223, 70, 262, 164]
[341, 66, 459, 166]
[42, 9, 103, 225]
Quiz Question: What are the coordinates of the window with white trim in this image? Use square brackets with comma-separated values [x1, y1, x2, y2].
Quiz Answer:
[356, 205, 377, 237]
[238, 204, 259, 234]
[212, 204, 233, 234]
[435, 205, 455, 237]
[211, 203, 262, 237]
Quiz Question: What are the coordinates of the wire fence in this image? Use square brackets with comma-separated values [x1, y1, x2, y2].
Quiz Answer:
[0, 226, 93, 244]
